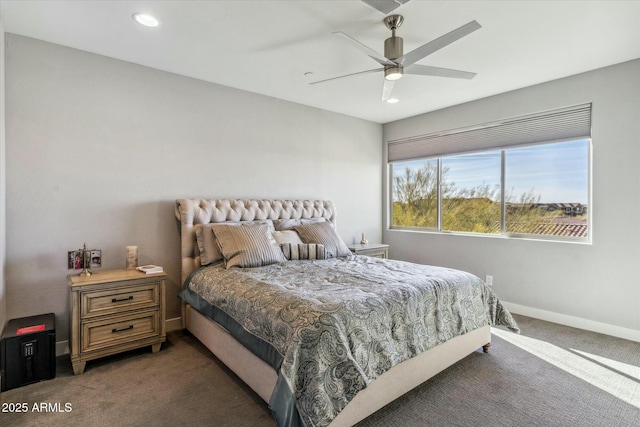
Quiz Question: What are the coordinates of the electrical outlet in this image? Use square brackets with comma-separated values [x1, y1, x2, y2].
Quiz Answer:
[485, 275, 493, 286]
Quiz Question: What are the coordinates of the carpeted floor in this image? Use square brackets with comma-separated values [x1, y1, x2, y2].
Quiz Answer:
[2, 314, 639, 427]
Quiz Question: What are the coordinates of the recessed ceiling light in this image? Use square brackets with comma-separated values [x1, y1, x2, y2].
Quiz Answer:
[387, 98, 399, 104]
[132, 13, 159, 27]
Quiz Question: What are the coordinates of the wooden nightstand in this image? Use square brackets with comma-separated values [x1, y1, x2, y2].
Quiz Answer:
[348, 243, 389, 259]
[67, 269, 166, 375]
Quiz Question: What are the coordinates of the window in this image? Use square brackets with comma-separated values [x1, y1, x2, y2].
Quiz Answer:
[505, 140, 589, 237]
[441, 152, 501, 234]
[389, 104, 591, 241]
[392, 158, 438, 229]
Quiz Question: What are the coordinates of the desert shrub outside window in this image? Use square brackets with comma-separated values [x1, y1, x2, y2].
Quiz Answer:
[388, 104, 591, 241]
[441, 151, 501, 234]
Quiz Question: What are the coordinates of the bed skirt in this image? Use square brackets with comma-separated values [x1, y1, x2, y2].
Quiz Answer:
[183, 303, 491, 427]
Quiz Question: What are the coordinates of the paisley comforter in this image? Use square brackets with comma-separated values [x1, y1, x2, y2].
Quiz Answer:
[180, 255, 519, 427]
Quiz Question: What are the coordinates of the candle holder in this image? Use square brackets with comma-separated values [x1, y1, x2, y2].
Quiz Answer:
[78, 243, 92, 277]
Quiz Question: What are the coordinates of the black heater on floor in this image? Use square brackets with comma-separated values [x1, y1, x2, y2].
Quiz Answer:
[1, 313, 56, 391]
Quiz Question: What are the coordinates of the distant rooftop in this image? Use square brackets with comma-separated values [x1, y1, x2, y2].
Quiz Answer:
[507, 222, 587, 237]
[486, 217, 587, 237]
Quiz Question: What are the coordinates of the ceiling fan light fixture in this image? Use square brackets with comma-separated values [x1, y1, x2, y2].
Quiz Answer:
[384, 67, 403, 81]
[132, 13, 159, 27]
[314, 14, 479, 103]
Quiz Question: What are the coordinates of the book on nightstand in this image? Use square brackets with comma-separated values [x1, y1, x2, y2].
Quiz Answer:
[136, 264, 163, 274]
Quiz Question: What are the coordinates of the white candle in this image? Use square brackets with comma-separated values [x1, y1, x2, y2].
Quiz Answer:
[126, 246, 138, 269]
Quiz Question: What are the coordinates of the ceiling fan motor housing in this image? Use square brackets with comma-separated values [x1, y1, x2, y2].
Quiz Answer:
[384, 35, 403, 60]
[383, 14, 404, 60]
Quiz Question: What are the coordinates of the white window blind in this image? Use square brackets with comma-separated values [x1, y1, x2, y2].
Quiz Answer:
[388, 103, 592, 162]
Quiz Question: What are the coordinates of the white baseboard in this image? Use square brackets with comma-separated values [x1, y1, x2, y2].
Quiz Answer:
[55, 317, 183, 357]
[56, 340, 69, 357]
[503, 301, 640, 343]
[166, 317, 182, 332]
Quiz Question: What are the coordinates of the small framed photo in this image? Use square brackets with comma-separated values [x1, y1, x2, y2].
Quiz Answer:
[90, 250, 102, 268]
[68, 250, 83, 270]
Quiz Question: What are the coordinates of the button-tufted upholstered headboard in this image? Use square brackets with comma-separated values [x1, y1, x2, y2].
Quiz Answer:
[175, 199, 337, 284]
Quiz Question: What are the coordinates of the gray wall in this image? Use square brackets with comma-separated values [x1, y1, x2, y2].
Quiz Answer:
[0, 15, 6, 336]
[4, 34, 383, 342]
[383, 59, 640, 340]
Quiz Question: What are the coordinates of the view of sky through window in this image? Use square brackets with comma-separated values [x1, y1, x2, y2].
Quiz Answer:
[390, 138, 590, 238]
[393, 139, 589, 205]
[506, 139, 589, 204]
[442, 152, 501, 198]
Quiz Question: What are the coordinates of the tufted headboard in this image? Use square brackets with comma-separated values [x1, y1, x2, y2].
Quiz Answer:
[174, 199, 337, 284]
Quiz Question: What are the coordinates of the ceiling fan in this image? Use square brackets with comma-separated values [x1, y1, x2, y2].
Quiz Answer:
[310, 15, 481, 102]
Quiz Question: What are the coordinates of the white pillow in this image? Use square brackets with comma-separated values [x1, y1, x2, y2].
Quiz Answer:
[273, 217, 326, 231]
[272, 230, 304, 245]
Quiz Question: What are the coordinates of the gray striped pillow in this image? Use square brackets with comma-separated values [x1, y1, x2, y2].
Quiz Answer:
[195, 220, 274, 266]
[280, 243, 327, 260]
[294, 221, 352, 258]
[213, 223, 287, 269]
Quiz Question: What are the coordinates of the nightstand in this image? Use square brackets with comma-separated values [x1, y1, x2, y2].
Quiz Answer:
[67, 269, 166, 375]
[348, 243, 389, 259]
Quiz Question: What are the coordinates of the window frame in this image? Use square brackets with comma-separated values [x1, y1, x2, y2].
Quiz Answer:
[388, 137, 592, 243]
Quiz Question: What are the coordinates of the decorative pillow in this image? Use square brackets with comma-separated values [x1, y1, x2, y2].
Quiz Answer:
[280, 243, 327, 261]
[272, 230, 304, 245]
[273, 217, 326, 231]
[294, 221, 352, 259]
[213, 223, 287, 269]
[195, 220, 274, 266]
[194, 223, 221, 265]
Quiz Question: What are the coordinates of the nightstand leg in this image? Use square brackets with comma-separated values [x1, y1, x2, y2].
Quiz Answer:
[151, 343, 162, 353]
[72, 361, 86, 375]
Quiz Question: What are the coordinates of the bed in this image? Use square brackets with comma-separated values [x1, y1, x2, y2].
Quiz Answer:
[175, 199, 518, 427]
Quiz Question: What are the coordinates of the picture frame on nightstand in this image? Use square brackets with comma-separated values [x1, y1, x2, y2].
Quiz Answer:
[67, 246, 101, 270]
[90, 250, 101, 268]
[68, 250, 83, 270]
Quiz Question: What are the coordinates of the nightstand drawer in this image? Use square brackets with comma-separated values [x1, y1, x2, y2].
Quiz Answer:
[81, 283, 160, 318]
[81, 310, 160, 353]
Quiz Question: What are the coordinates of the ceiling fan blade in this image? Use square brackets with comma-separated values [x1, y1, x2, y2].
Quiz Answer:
[309, 68, 384, 85]
[398, 20, 481, 67]
[405, 64, 476, 79]
[333, 32, 396, 66]
[382, 79, 396, 101]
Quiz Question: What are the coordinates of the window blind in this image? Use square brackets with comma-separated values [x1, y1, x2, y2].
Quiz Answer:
[388, 103, 592, 162]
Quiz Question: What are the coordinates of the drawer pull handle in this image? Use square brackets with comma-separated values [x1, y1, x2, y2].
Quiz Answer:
[112, 325, 134, 333]
[111, 296, 134, 303]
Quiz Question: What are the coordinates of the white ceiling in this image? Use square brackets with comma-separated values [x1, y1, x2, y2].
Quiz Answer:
[1, 1, 639, 123]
